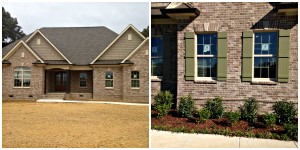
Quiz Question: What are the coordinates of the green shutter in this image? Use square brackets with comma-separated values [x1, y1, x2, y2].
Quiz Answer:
[185, 32, 195, 80]
[217, 32, 227, 81]
[242, 31, 253, 82]
[278, 29, 290, 83]
[163, 34, 172, 80]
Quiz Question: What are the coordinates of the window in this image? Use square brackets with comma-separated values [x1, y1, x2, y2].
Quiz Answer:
[196, 33, 217, 79]
[79, 73, 87, 88]
[131, 71, 140, 88]
[254, 32, 277, 79]
[128, 34, 132, 40]
[151, 37, 163, 76]
[105, 71, 113, 88]
[14, 67, 31, 87]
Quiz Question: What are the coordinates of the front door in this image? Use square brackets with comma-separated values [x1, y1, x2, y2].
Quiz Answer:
[55, 72, 67, 92]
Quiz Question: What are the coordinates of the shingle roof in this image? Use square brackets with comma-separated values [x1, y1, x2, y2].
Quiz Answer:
[3, 26, 118, 65]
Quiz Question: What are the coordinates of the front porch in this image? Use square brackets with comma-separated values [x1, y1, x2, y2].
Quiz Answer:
[44, 68, 93, 99]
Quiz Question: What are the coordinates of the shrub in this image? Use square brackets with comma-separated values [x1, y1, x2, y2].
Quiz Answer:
[239, 97, 258, 123]
[273, 99, 296, 124]
[153, 91, 173, 118]
[283, 123, 298, 141]
[197, 108, 211, 123]
[204, 97, 224, 118]
[178, 94, 195, 118]
[263, 113, 277, 127]
[225, 111, 241, 125]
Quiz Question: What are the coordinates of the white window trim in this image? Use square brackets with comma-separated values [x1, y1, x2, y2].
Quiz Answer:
[252, 31, 278, 82]
[194, 33, 217, 81]
[105, 72, 114, 89]
[14, 67, 31, 88]
[79, 73, 87, 88]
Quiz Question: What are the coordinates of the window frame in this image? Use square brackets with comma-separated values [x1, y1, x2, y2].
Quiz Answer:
[105, 71, 114, 89]
[194, 32, 218, 81]
[151, 36, 163, 80]
[14, 66, 31, 88]
[79, 72, 87, 88]
[252, 30, 278, 82]
[131, 71, 140, 89]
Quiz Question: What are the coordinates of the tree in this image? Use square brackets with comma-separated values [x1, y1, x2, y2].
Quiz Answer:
[141, 26, 149, 37]
[2, 7, 25, 47]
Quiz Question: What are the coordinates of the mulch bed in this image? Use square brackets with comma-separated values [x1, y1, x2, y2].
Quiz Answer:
[151, 109, 286, 135]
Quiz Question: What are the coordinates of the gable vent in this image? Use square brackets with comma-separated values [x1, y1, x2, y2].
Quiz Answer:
[37, 38, 41, 45]
[128, 34, 132, 40]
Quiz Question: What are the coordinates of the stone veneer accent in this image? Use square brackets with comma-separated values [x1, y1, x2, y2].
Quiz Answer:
[152, 2, 298, 113]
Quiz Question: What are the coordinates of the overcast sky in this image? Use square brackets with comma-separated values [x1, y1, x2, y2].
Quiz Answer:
[2, 2, 149, 34]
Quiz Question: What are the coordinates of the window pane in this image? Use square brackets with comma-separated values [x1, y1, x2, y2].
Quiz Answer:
[105, 80, 113, 87]
[197, 57, 216, 77]
[203, 34, 210, 44]
[23, 79, 30, 87]
[105, 72, 113, 79]
[80, 73, 87, 80]
[269, 32, 278, 43]
[23, 67, 31, 71]
[14, 71, 22, 78]
[197, 45, 203, 55]
[197, 34, 203, 44]
[131, 80, 140, 87]
[255, 33, 261, 43]
[254, 57, 277, 78]
[151, 58, 163, 76]
[14, 79, 22, 87]
[14, 67, 22, 71]
[269, 43, 277, 55]
[23, 71, 31, 78]
[262, 33, 269, 43]
[80, 81, 86, 87]
[211, 34, 217, 45]
[131, 71, 139, 79]
[254, 44, 261, 54]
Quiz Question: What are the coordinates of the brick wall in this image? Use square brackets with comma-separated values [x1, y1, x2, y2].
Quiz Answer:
[152, 2, 298, 113]
[176, 2, 298, 113]
[93, 66, 123, 101]
[123, 43, 149, 103]
[2, 45, 45, 100]
[69, 70, 93, 93]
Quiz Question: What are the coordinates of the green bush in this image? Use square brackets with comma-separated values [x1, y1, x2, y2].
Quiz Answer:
[273, 99, 296, 124]
[283, 123, 298, 141]
[263, 113, 277, 127]
[178, 94, 195, 118]
[204, 97, 224, 118]
[197, 108, 211, 123]
[239, 97, 258, 123]
[225, 111, 241, 125]
[153, 91, 173, 118]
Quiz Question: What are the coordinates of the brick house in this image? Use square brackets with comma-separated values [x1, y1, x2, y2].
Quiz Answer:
[151, 2, 298, 112]
[2, 24, 149, 103]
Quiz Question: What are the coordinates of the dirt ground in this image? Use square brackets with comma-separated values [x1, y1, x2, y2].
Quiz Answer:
[2, 101, 149, 148]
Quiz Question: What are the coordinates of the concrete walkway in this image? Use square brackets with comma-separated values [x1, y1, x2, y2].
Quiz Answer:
[151, 130, 298, 148]
[36, 99, 149, 106]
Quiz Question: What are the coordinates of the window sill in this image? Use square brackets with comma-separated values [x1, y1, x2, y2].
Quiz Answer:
[151, 76, 162, 82]
[14, 87, 30, 89]
[105, 87, 114, 89]
[194, 80, 217, 84]
[251, 81, 277, 85]
[131, 87, 140, 90]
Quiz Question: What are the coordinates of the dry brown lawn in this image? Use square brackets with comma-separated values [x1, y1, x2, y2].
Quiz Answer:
[2, 101, 149, 148]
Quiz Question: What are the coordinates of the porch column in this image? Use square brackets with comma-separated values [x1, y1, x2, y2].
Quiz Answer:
[44, 70, 47, 94]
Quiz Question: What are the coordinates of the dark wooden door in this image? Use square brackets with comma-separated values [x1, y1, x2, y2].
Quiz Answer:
[55, 72, 67, 92]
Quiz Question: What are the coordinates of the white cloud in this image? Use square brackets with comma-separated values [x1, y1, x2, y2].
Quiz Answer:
[2, 2, 149, 34]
